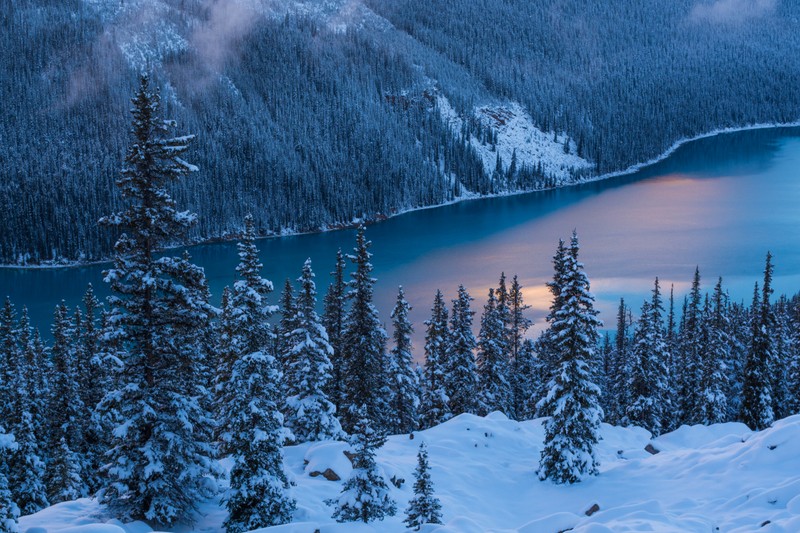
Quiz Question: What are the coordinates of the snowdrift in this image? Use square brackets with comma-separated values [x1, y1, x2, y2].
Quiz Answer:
[20, 414, 800, 532]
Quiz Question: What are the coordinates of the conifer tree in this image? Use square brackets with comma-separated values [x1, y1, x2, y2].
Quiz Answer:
[534, 239, 568, 418]
[404, 442, 443, 530]
[47, 303, 87, 502]
[625, 279, 670, 435]
[513, 339, 541, 420]
[323, 249, 347, 414]
[788, 300, 800, 415]
[9, 410, 47, 516]
[607, 298, 632, 425]
[538, 232, 603, 484]
[24, 329, 49, 439]
[218, 215, 276, 450]
[420, 290, 452, 429]
[508, 275, 533, 419]
[0, 427, 19, 533]
[277, 278, 297, 376]
[445, 285, 479, 416]
[223, 349, 295, 532]
[771, 296, 791, 420]
[666, 285, 677, 352]
[0, 299, 18, 430]
[48, 437, 83, 504]
[77, 285, 105, 492]
[531, 332, 555, 417]
[388, 286, 420, 435]
[214, 287, 236, 441]
[700, 278, 730, 424]
[741, 253, 776, 430]
[727, 301, 749, 420]
[329, 406, 396, 523]
[340, 226, 391, 434]
[476, 288, 513, 416]
[284, 259, 344, 443]
[662, 286, 680, 432]
[9, 310, 48, 515]
[232, 215, 275, 356]
[496, 272, 511, 342]
[96, 75, 219, 526]
[678, 267, 704, 425]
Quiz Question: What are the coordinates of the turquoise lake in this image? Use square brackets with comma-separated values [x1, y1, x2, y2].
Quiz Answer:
[4, 126, 800, 348]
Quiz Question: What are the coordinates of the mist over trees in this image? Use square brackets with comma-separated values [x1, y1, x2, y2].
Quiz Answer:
[2, 0, 800, 263]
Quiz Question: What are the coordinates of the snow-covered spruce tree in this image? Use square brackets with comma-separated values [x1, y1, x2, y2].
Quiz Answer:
[741, 253, 776, 430]
[215, 287, 236, 438]
[604, 298, 631, 425]
[10, 310, 48, 516]
[789, 300, 800, 415]
[277, 278, 297, 376]
[339, 226, 391, 434]
[217, 214, 277, 450]
[404, 442, 443, 530]
[700, 278, 730, 424]
[47, 302, 87, 502]
[661, 286, 681, 432]
[0, 427, 19, 533]
[0, 298, 18, 431]
[77, 285, 106, 493]
[232, 214, 276, 358]
[530, 332, 554, 417]
[10, 409, 48, 516]
[420, 290, 452, 429]
[96, 75, 220, 526]
[388, 286, 420, 435]
[538, 232, 603, 484]
[445, 285, 479, 417]
[514, 339, 542, 420]
[22, 325, 50, 441]
[599, 333, 613, 417]
[48, 436, 83, 505]
[625, 300, 653, 429]
[677, 267, 704, 425]
[223, 348, 295, 532]
[533, 239, 568, 418]
[329, 405, 396, 523]
[625, 279, 671, 436]
[284, 259, 344, 443]
[322, 249, 347, 414]
[771, 296, 791, 420]
[495, 272, 511, 347]
[476, 288, 513, 416]
[508, 275, 533, 420]
[726, 300, 749, 421]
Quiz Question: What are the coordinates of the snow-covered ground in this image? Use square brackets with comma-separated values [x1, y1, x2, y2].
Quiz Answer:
[20, 413, 800, 532]
[436, 96, 593, 185]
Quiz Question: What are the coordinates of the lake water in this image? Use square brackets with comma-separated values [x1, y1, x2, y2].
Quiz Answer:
[4, 126, 800, 350]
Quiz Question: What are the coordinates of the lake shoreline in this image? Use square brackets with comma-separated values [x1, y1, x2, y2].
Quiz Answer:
[5, 120, 799, 271]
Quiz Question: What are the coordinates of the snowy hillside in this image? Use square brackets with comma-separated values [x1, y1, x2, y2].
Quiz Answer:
[437, 97, 593, 186]
[20, 414, 800, 532]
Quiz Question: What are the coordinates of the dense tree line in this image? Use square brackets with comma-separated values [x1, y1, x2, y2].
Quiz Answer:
[3, 75, 800, 531]
[3, 0, 800, 263]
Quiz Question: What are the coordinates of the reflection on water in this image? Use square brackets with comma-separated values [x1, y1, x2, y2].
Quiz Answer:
[2, 127, 800, 352]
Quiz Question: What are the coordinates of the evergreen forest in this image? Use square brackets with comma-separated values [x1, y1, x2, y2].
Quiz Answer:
[2, 0, 799, 263]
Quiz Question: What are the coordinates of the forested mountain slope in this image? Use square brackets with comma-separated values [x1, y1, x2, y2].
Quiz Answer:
[2, 0, 799, 263]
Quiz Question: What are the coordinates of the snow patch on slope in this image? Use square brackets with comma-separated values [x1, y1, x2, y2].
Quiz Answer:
[20, 414, 800, 532]
[83, 0, 189, 70]
[263, 0, 393, 34]
[437, 96, 593, 183]
[82, 0, 390, 71]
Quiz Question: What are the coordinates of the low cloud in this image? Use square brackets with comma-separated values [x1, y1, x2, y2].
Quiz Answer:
[191, 0, 262, 73]
[690, 0, 778, 24]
